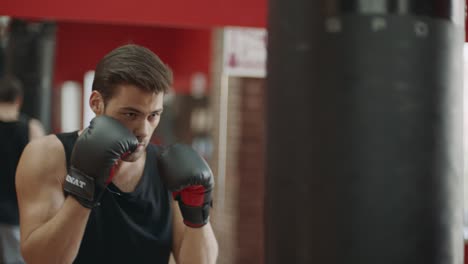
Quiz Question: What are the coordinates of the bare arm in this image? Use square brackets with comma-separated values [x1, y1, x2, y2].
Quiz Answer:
[28, 118, 45, 140]
[172, 201, 218, 264]
[16, 135, 91, 264]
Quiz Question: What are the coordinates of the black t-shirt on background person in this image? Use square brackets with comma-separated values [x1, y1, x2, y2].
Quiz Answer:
[0, 114, 29, 225]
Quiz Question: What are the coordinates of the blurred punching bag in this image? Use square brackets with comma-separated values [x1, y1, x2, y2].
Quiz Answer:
[266, 1, 465, 263]
[7, 19, 56, 132]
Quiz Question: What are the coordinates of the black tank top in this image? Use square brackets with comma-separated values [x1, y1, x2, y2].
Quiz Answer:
[0, 114, 29, 225]
[56, 131, 173, 264]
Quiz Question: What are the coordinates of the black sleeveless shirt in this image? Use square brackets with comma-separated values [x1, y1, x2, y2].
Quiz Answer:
[56, 131, 173, 264]
[0, 114, 29, 225]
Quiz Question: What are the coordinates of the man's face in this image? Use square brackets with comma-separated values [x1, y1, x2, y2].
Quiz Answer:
[97, 84, 164, 162]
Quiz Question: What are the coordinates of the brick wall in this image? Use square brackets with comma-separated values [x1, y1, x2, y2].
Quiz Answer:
[210, 29, 266, 264]
[237, 78, 265, 264]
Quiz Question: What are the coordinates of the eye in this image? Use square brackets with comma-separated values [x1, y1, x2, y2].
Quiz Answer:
[123, 112, 137, 119]
[148, 112, 161, 121]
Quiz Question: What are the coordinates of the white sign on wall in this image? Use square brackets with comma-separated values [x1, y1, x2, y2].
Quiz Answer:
[223, 27, 267, 78]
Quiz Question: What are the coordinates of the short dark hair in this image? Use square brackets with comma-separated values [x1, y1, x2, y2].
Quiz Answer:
[0, 75, 23, 103]
[92, 44, 173, 103]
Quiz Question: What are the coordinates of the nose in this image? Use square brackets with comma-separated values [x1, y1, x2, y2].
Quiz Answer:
[133, 119, 150, 142]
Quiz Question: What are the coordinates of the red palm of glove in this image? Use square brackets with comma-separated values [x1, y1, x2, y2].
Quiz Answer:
[158, 144, 214, 227]
[173, 185, 211, 227]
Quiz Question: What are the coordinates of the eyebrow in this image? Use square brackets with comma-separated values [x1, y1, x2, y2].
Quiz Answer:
[119, 107, 163, 114]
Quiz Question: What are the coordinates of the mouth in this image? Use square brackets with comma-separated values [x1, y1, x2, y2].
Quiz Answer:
[135, 143, 146, 151]
[122, 143, 146, 162]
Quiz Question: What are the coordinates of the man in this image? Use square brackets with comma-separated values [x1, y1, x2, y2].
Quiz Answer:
[0, 76, 45, 264]
[16, 44, 218, 263]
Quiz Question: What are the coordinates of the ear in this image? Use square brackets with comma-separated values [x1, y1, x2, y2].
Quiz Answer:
[14, 96, 23, 109]
[89, 91, 105, 115]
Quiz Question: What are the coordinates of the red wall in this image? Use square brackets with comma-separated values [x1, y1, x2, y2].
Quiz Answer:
[0, 0, 267, 28]
[2, 0, 467, 40]
[54, 22, 212, 94]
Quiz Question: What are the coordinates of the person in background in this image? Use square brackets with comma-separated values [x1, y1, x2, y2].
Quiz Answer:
[0, 76, 45, 264]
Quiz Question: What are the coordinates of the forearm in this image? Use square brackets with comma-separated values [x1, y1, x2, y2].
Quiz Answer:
[22, 196, 91, 264]
[178, 223, 218, 264]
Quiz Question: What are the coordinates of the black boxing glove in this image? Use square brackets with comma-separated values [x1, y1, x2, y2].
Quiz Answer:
[64, 115, 138, 208]
[157, 144, 214, 228]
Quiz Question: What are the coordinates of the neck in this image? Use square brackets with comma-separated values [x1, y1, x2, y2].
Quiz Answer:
[0, 103, 19, 121]
[112, 151, 147, 192]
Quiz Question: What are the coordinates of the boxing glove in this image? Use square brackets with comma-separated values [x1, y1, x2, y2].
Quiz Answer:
[157, 144, 214, 227]
[64, 115, 139, 208]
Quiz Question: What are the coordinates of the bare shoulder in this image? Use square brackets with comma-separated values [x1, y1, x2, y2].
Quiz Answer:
[28, 118, 46, 140]
[16, 134, 68, 198]
[16, 134, 68, 238]
[18, 134, 66, 180]
[16, 135, 67, 219]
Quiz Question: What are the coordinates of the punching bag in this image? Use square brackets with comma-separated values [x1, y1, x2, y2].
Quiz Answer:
[265, 1, 465, 263]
